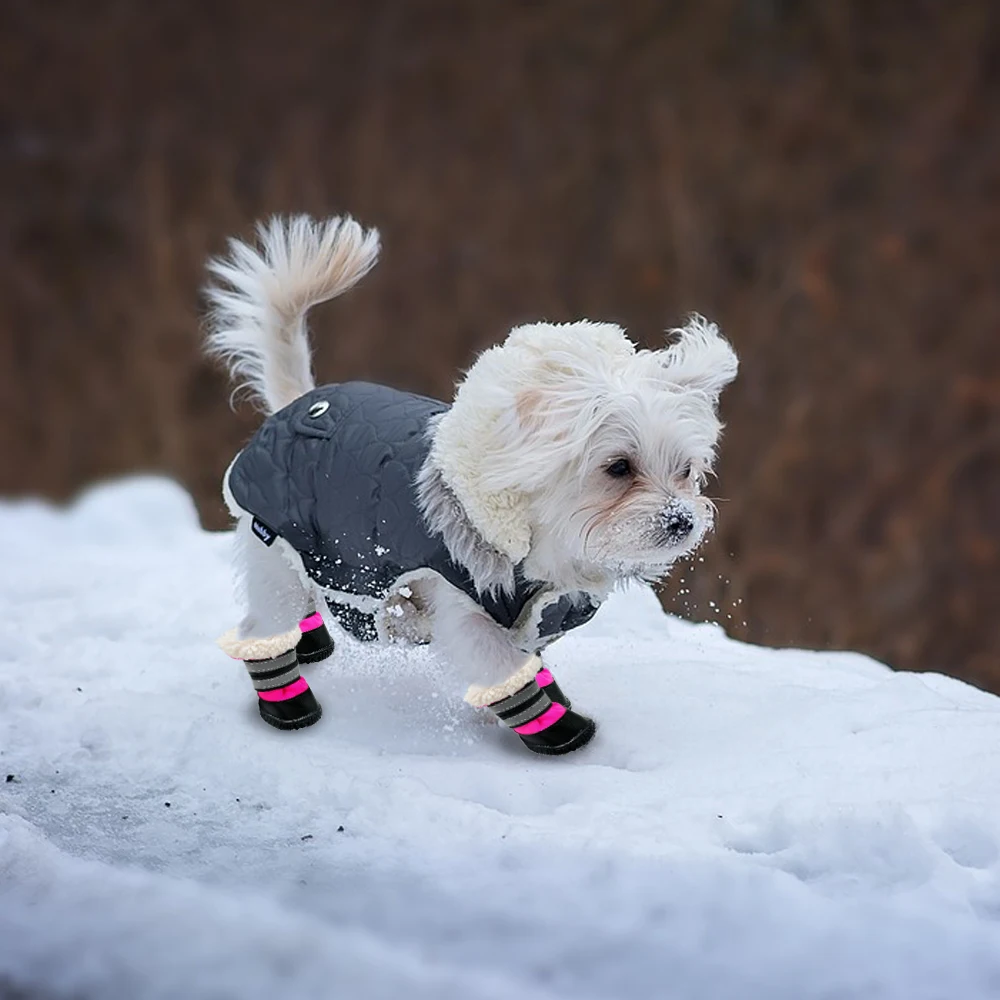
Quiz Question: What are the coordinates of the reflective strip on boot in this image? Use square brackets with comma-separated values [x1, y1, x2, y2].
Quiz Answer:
[488, 678, 565, 732]
[245, 648, 301, 692]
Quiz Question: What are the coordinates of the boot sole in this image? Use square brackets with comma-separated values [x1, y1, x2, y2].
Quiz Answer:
[258, 703, 323, 731]
[296, 644, 335, 664]
[521, 717, 597, 756]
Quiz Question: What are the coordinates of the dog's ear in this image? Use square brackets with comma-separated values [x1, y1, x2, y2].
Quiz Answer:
[658, 315, 738, 402]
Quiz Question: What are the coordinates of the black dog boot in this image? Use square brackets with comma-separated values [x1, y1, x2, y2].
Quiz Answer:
[246, 648, 323, 730]
[218, 628, 323, 731]
[296, 611, 335, 663]
[480, 663, 595, 756]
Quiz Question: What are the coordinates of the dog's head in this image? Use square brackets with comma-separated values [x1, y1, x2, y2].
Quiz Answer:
[426, 317, 738, 590]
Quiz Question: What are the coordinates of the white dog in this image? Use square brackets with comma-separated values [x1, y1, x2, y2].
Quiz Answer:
[205, 215, 737, 755]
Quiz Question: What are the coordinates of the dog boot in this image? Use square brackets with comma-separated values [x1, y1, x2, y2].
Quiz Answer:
[296, 611, 335, 663]
[535, 666, 571, 709]
[218, 628, 323, 731]
[468, 659, 594, 756]
[490, 678, 595, 755]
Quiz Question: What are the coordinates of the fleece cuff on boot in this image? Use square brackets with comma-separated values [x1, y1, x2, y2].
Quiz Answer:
[216, 626, 301, 662]
[464, 655, 541, 708]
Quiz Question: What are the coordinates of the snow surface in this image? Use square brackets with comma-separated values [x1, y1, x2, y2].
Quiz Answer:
[2, 477, 1000, 1000]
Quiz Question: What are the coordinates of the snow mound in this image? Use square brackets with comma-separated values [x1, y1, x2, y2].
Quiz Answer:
[2, 478, 1000, 999]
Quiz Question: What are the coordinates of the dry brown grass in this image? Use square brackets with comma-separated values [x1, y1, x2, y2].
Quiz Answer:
[2, 0, 998, 688]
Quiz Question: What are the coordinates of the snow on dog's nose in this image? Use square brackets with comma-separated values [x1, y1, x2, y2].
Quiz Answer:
[657, 499, 695, 546]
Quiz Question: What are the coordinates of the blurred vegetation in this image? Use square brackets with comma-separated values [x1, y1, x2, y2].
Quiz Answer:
[2, 0, 998, 689]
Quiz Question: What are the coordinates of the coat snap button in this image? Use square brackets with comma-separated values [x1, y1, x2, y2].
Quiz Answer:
[308, 401, 330, 418]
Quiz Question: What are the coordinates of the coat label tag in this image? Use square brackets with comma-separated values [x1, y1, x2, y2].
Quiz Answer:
[251, 517, 277, 547]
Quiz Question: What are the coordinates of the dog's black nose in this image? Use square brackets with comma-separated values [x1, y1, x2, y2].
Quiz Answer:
[659, 506, 695, 545]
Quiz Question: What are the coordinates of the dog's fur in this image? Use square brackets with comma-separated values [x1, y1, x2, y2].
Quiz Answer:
[206, 215, 738, 700]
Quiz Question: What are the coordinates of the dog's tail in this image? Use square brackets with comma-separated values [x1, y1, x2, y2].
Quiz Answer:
[204, 215, 380, 414]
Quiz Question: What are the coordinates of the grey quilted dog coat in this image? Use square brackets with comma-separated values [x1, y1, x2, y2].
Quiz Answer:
[227, 381, 600, 649]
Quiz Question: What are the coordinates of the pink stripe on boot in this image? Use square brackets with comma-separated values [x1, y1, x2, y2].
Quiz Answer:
[535, 668, 555, 688]
[258, 677, 310, 702]
[513, 702, 567, 735]
[299, 612, 324, 633]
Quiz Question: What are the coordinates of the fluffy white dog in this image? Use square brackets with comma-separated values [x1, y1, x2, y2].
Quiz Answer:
[205, 215, 737, 755]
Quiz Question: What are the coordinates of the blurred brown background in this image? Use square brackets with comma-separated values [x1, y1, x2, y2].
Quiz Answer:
[2, 1, 998, 689]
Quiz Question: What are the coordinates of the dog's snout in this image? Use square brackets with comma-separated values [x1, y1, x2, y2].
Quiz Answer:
[658, 502, 695, 545]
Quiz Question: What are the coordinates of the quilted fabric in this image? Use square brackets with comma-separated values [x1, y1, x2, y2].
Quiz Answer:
[227, 381, 601, 645]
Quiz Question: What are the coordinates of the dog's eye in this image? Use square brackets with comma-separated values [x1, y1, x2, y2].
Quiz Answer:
[681, 462, 693, 479]
[606, 458, 633, 478]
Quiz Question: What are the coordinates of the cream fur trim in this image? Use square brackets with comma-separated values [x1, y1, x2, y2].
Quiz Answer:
[464, 655, 541, 708]
[216, 626, 301, 661]
[431, 404, 532, 561]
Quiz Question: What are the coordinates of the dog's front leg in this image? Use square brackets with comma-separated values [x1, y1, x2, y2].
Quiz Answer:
[427, 580, 596, 756]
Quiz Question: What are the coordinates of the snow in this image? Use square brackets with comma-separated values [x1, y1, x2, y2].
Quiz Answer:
[2, 477, 1000, 1000]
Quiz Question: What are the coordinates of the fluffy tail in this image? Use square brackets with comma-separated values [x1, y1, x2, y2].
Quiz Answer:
[204, 215, 380, 414]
